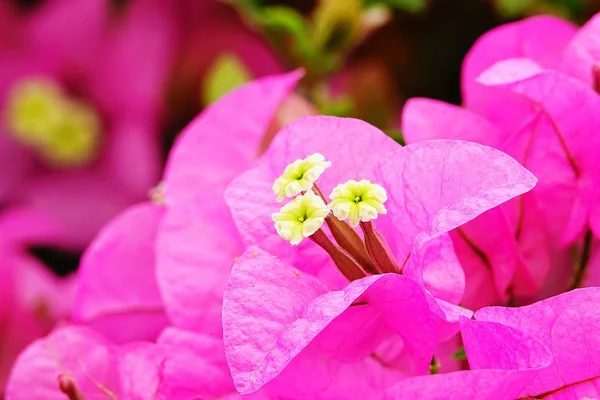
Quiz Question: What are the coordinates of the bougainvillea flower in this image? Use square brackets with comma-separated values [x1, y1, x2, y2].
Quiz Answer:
[477, 60, 600, 243]
[475, 287, 600, 398]
[461, 13, 600, 242]
[221, 115, 536, 397]
[403, 51, 600, 306]
[461, 15, 577, 109]
[383, 316, 552, 399]
[73, 70, 309, 344]
[72, 202, 167, 344]
[0, 0, 175, 247]
[156, 70, 307, 337]
[0, 207, 76, 392]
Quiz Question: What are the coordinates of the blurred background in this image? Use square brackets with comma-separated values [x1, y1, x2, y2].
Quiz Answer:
[0, 0, 600, 393]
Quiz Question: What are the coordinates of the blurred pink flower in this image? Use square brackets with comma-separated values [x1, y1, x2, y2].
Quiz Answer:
[221, 115, 536, 398]
[0, 208, 76, 391]
[13, 71, 311, 398]
[0, 0, 176, 248]
[5, 323, 271, 399]
[5, 325, 165, 400]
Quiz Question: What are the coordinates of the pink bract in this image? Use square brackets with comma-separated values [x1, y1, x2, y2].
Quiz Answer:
[222, 115, 536, 397]
[384, 317, 552, 399]
[73, 202, 167, 344]
[475, 287, 600, 398]
[156, 70, 304, 336]
[402, 14, 600, 305]
[0, 208, 76, 391]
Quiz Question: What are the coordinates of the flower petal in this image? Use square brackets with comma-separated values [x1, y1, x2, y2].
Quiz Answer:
[383, 317, 551, 400]
[73, 202, 167, 343]
[5, 326, 117, 400]
[462, 15, 576, 106]
[157, 71, 302, 334]
[89, 0, 177, 119]
[376, 139, 537, 287]
[478, 61, 600, 244]
[561, 13, 600, 85]
[475, 287, 600, 398]
[223, 247, 451, 395]
[156, 327, 236, 398]
[402, 98, 504, 148]
[225, 116, 398, 284]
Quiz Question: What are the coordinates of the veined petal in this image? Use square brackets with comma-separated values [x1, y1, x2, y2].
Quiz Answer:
[476, 288, 600, 398]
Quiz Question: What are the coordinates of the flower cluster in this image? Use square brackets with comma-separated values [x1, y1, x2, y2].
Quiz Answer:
[2, 7, 600, 400]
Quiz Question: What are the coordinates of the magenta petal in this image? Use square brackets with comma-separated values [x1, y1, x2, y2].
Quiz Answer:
[0, 253, 76, 390]
[115, 342, 164, 399]
[90, 0, 176, 119]
[5, 326, 117, 399]
[417, 234, 465, 304]
[225, 116, 397, 282]
[377, 139, 536, 247]
[462, 15, 576, 105]
[475, 288, 600, 398]
[162, 70, 302, 204]
[479, 63, 600, 244]
[561, 13, 600, 85]
[223, 247, 450, 394]
[460, 318, 550, 371]
[157, 72, 301, 334]
[26, 0, 106, 70]
[0, 207, 64, 245]
[102, 120, 162, 198]
[0, 132, 34, 202]
[402, 98, 504, 147]
[376, 139, 536, 288]
[20, 171, 136, 248]
[156, 328, 235, 398]
[384, 317, 551, 400]
[383, 369, 537, 400]
[73, 202, 166, 343]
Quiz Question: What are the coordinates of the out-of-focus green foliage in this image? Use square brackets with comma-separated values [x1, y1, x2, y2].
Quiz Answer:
[363, 0, 427, 13]
[384, 129, 406, 146]
[494, 0, 586, 20]
[202, 53, 252, 106]
[452, 347, 468, 361]
[227, 0, 390, 80]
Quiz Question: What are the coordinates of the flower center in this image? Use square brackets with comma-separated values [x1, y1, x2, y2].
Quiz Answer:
[4, 77, 101, 167]
[272, 154, 402, 280]
[272, 153, 332, 201]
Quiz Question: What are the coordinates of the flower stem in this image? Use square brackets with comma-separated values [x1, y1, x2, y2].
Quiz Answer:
[360, 221, 401, 274]
[311, 228, 367, 281]
[313, 184, 376, 273]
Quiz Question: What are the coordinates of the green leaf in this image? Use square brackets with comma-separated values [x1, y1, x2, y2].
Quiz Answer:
[363, 0, 427, 13]
[202, 53, 252, 106]
[452, 347, 467, 361]
[313, 0, 362, 53]
[384, 128, 406, 146]
[494, 0, 537, 17]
